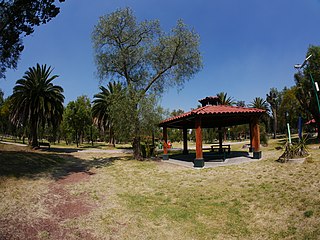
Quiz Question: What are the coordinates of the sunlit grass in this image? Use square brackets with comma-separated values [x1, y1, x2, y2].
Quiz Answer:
[0, 139, 320, 239]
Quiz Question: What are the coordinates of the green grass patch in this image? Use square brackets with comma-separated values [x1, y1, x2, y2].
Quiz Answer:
[1, 139, 320, 239]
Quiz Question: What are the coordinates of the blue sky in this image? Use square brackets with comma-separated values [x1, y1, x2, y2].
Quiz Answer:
[2, 0, 320, 111]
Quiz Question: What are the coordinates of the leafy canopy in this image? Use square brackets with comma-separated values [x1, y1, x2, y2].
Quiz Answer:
[294, 45, 320, 125]
[0, 0, 65, 78]
[10, 64, 64, 146]
[216, 92, 235, 106]
[63, 95, 92, 147]
[92, 7, 202, 95]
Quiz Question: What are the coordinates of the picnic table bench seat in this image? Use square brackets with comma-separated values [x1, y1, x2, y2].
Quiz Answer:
[39, 142, 50, 149]
[210, 144, 231, 154]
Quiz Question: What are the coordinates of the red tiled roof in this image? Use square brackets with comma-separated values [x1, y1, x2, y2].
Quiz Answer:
[160, 105, 266, 125]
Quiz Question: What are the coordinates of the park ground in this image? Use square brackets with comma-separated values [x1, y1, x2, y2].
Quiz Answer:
[0, 138, 320, 239]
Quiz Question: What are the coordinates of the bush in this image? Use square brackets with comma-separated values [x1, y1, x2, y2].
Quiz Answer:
[140, 142, 155, 158]
[260, 125, 268, 146]
[278, 137, 309, 163]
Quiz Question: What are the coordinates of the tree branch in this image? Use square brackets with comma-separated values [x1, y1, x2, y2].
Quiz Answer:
[143, 38, 181, 94]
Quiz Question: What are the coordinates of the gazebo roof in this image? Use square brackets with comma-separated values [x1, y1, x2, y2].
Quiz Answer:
[159, 104, 265, 129]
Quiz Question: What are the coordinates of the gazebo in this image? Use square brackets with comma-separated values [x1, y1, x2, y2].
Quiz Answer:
[159, 96, 266, 167]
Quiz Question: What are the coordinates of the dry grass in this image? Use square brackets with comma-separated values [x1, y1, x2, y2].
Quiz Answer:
[0, 139, 320, 239]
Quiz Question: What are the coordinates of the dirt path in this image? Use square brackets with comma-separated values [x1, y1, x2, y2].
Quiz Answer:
[1, 171, 97, 240]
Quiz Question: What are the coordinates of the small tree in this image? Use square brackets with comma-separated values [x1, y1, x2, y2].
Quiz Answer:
[167, 109, 184, 143]
[64, 96, 92, 147]
[277, 87, 304, 134]
[92, 7, 202, 159]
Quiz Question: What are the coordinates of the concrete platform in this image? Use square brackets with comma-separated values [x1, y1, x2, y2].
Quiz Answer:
[163, 151, 263, 168]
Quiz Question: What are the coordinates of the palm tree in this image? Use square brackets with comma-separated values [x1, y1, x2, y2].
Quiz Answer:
[216, 92, 235, 141]
[216, 92, 235, 106]
[10, 64, 64, 148]
[92, 81, 123, 145]
[249, 97, 269, 112]
[249, 97, 270, 131]
[266, 88, 281, 139]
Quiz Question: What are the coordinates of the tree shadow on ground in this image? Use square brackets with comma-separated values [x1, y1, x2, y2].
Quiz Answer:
[0, 148, 130, 180]
[41, 147, 80, 153]
[169, 150, 251, 162]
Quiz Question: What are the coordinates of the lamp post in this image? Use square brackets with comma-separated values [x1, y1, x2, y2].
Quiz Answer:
[294, 54, 320, 115]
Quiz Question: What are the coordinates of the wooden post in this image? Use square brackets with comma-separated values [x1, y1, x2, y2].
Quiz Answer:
[183, 128, 189, 154]
[162, 126, 169, 160]
[194, 117, 204, 167]
[251, 117, 262, 159]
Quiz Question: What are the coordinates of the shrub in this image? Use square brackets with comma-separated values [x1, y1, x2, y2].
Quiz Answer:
[278, 137, 309, 163]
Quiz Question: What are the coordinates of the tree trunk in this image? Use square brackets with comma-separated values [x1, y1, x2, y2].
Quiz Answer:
[273, 109, 277, 139]
[75, 129, 79, 147]
[110, 127, 115, 147]
[90, 126, 93, 146]
[30, 118, 39, 148]
[132, 117, 142, 159]
[133, 136, 141, 159]
[108, 125, 111, 144]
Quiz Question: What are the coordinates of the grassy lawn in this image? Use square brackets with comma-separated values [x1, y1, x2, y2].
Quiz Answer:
[0, 139, 320, 239]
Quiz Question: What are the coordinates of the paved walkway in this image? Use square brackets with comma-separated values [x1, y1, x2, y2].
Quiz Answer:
[163, 152, 263, 168]
[0, 141, 28, 147]
[79, 148, 133, 154]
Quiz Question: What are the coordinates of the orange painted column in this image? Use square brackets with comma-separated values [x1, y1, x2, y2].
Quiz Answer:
[163, 126, 168, 155]
[194, 117, 204, 167]
[251, 117, 260, 152]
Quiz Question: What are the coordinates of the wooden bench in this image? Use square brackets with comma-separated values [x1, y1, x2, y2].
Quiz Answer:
[39, 142, 50, 149]
[210, 144, 231, 154]
[202, 147, 212, 151]
[202, 146, 227, 161]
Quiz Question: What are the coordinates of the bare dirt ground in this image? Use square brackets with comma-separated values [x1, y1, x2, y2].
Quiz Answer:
[0, 170, 97, 240]
[0, 143, 122, 240]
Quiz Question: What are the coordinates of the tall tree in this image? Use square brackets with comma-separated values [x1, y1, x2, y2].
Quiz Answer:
[216, 92, 235, 106]
[92, 7, 202, 158]
[216, 92, 235, 140]
[0, 0, 65, 78]
[92, 81, 124, 145]
[249, 97, 270, 133]
[0, 89, 4, 106]
[266, 88, 281, 139]
[249, 97, 269, 111]
[10, 64, 64, 147]
[294, 45, 320, 139]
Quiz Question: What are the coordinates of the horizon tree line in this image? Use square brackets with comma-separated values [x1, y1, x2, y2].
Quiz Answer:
[1, 6, 319, 155]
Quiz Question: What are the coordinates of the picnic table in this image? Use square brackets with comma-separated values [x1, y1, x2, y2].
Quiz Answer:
[39, 142, 50, 149]
[210, 144, 231, 154]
